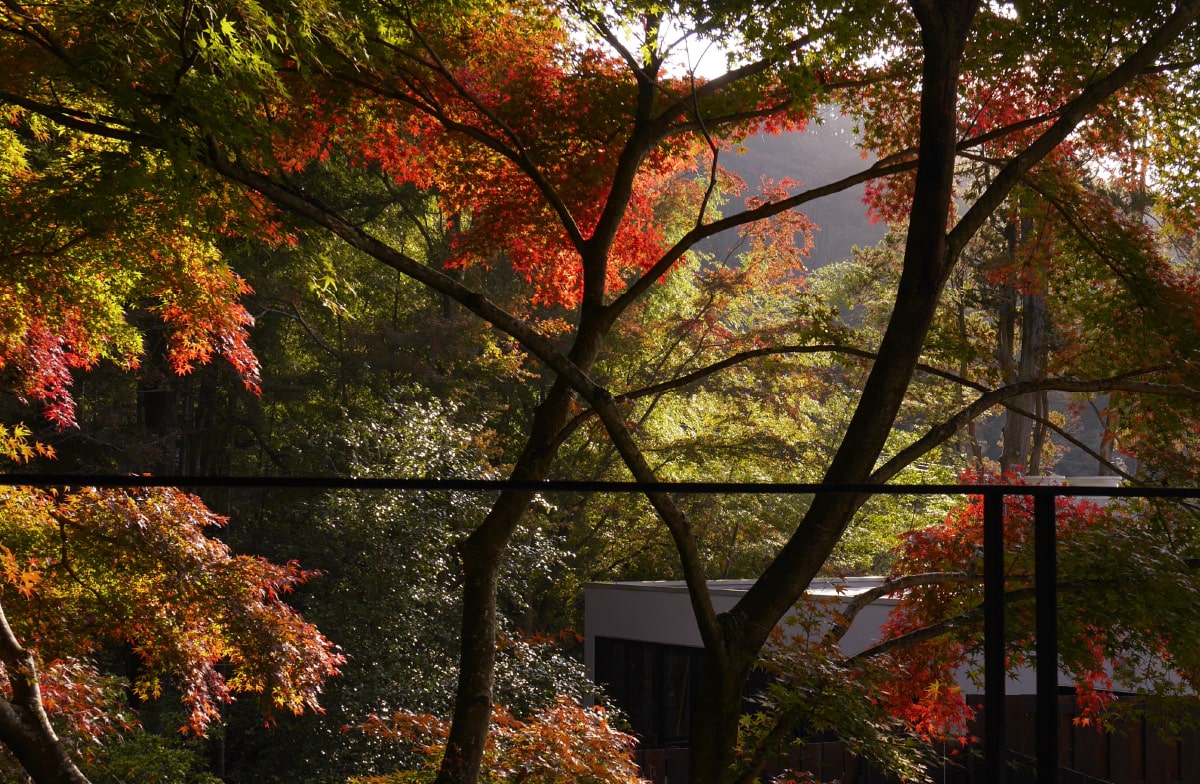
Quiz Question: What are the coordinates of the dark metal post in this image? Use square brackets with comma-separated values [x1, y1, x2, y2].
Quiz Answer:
[983, 490, 1006, 784]
[1035, 492, 1058, 783]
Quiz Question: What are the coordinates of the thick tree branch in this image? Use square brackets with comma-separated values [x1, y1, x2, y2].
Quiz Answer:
[872, 371, 1199, 485]
[606, 158, 914, 321]
[946, 0, 1200, 267]
[847, 592, 1013, 663]
[846, 578, 1112, 663]
[0, 91, 152, 145]
[0, 600, 92, 784]
[585, 392, 722, 652]
[203, 144, 602, 392]
[569, 4, 663, 88]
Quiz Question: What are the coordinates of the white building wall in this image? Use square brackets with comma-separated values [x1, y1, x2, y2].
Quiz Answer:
[584, 578, 897, 676]
[584, 577, 1060, 695]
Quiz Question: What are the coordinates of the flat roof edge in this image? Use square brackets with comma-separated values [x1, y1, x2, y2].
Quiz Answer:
[585, 576, 894, 597]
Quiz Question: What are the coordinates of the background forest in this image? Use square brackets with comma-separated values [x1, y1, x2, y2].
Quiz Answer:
[2, 1, 1200, 783]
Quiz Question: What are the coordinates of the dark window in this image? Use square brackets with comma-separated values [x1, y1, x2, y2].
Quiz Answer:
[594, 637, 703, 747]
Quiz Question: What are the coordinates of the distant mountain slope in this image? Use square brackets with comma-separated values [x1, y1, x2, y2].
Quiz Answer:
[706, 118, 1118, 478]
[704, 110, 888, 269]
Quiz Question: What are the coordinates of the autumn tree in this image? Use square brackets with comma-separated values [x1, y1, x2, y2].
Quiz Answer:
[879, 484, 1200, 736]
[0, 472, 342, 784]
[5, 2, 1200, 784]
[728, 480, 1200, 784]
[0, 23, 342, 784]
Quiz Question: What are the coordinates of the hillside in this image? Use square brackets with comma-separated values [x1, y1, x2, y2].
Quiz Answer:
[705, 110, 888, 269]
[713, 119, 1115, 478]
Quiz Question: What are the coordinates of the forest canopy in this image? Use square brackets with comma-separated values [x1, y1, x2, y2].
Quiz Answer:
[2, 0, 1200, 783]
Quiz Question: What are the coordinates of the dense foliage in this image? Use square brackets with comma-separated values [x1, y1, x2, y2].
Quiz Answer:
[2, 0, 1200, 783]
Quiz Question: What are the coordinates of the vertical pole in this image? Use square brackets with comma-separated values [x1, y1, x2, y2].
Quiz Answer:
[1035, 491, 1058, 783]
[984, 490, 1006, 784]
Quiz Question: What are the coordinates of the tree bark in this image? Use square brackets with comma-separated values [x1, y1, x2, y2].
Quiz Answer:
[0, 601, 93, 784]
[436, 520, 507, 784]
[1001, 289, 1048, 473]
[434, 379, 580, 784]
[687, 2, 981, 780]
[689, 649, 755, 784]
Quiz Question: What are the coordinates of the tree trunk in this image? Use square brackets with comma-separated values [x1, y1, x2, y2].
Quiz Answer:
[1028, 390, 1050, 474]
[1000, 290, 1048, 473]
[435, 372, 593, 784]
[436, 526, 507, 784]
[0, 602, 93, 784]
[688, 648, 754, 784]
[685, 2, 981, 780]
[1098, 403, 1118, 475]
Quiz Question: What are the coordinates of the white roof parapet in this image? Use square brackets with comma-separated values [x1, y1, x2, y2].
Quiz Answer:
[583, 576, 897, 663]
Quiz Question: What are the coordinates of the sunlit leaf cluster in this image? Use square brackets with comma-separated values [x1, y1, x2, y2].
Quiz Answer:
[0, 485, 342, 737]
[880, 475, 1200, 737]
[354, 697, 646, 784]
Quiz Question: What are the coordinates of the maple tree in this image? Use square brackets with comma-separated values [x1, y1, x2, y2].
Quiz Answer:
[727, 483, 1200, 784]
[353, 697, 646, 784]
[0, 118, 261, 430]
[0, 476, 342, 784]
[877, 481, 1200, 735]
[4, 1, 1200, 784]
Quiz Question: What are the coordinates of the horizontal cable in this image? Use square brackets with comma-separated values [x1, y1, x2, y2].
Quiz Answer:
[0, 474, 1197, 498]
